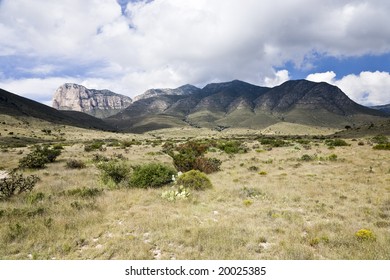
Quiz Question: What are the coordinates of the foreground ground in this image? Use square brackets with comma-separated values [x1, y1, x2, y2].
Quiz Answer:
[0, 121, 389, 260]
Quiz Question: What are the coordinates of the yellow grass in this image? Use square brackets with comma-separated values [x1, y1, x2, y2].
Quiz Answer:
[0, 124, 389, 260]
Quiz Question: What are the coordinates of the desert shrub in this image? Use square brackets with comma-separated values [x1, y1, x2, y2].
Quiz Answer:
[129, 163, 176, 188]
[372, 135, 388, 144]
[239, 187, 265, 199]
[175, 170, 213, 191]
[26, 192, 45, 204]
[176, 141, 209, 157]
[243, 199, 253, 206]
[217, 140, 247, 154]
[52, 143, 64, 150]
[373, 143, 390, 150]
[258, 171, 267, 175]
[161, 185, 191, 202]
[248, 166, 259, 172]
[355, 229, 376, 241]
[19, 152, 48, 169]
[325, 139, 350, 147]
[97, 160, 130, 185]
[194, 157, 221, 174]
[0, 172, 39, 200]
[328, 154, 338, 161]
[66, 159, 86, 169]
[91, 153, 110, 163]
[300, 154, 314, 161]
[84, 141, 104, 152]
[259, 137, 290, 147]
[19, 145, 61, 169]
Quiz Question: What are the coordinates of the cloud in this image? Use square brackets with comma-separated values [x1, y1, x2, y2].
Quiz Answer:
[263, 70, 290, 87]
[307, 71, 390, 106]
[1, 0, 390, 104]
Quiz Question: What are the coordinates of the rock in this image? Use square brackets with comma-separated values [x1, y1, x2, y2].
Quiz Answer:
[52, 83, 132, 118]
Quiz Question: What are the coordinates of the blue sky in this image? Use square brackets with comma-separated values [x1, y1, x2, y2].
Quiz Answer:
[1, 0, 390, 106]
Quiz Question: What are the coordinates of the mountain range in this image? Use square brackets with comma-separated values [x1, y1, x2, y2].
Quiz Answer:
[1, 79, 389, 134]
[104, 79, 387, 133]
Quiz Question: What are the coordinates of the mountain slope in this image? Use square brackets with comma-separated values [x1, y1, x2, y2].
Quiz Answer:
[371, 104, 390, 114]
[0, 88, 113, 130]
[106, 79, 388, 133]
[133, 84, 201, 102]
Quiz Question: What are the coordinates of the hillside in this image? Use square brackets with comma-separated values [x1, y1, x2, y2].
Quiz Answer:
[0, 88, 113, 131]
[106, 80, 388, 133]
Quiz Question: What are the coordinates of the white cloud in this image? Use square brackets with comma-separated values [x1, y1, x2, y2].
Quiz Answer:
[263, 70, 290, 87]
[306, 71, 337, 84]
[1, 0, 390, 104]
[307, 71, 390, 106]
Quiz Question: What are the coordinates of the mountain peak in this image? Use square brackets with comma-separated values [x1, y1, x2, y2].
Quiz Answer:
[52, 83, 132, 118]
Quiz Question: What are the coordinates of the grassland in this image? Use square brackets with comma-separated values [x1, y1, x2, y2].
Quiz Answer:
[0, 120, 389, 260]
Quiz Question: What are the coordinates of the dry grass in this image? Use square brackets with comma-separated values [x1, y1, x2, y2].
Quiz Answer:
[1, 124, 389, 260]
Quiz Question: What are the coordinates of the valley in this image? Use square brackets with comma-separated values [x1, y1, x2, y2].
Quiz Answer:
[0, 80, 389, 260]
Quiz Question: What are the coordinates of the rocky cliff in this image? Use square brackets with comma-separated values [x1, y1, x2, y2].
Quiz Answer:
[52, 83, 132, 118]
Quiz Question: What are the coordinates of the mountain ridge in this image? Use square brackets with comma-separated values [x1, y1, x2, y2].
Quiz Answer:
[105, 79, 387, 132]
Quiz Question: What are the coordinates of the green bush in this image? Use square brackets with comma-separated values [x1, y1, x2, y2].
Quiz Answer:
[373, 143, 390, 150]
[325, 139, 350, 147]
[19, 145, 61, 169]
[97, 160, 130, 185]
[84, 141, 104, 152]
[259, 137, 290, 147]
[129, 163, 176, 188]
[18, 152, 48, 169]
[217, 140, 247, 154]
[0, 172, 39, 200]
[66, 159, 86, 169]
[372, 135, 388, 144]
[175, 170, 213, 191]
[300, 154, 314, 161]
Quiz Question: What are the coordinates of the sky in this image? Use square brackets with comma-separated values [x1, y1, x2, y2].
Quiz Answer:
[0, 0, 390, 106]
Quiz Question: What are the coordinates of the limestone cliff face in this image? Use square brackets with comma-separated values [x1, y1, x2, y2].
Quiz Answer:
[52, 83, 132, 118]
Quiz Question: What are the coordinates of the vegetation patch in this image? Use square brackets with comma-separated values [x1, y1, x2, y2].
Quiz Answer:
[161, 185, 191, 202]
[175, 170, 213, 191]
[325, 139, 350, 147]
[97, 160, 130, 186]
[66, 159, 86, 169]
[19, 145, 61, 169]
[355, 228, 376, 241]
[129, 163, 176, 189]
[0, 172, 39, 200]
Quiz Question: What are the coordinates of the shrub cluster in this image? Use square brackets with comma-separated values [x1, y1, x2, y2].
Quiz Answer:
[216, 140, 248, 154]
[84, 141, 105, 152]
[0, 172, 39, 200]
[97, 160, 130, 185]
[167, 141, 221, 174]
[66, 159, 86, 169]
[175, 170, 213, 190]
[129, 163, 176, 188]
[325, 139, 350, 147]
[258, 137, 290, 148]
[161, 185, 191, 202]
[19, 145, 61, 169]
[373, 143, 390, 150]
